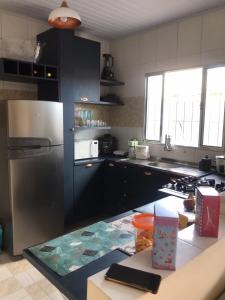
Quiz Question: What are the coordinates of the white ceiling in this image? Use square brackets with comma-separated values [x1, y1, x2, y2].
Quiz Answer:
[0, 0, 224, 40]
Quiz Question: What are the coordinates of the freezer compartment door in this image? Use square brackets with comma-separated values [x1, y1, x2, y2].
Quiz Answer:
[7, 100, 63, 146]
[9, 145, 64, 255]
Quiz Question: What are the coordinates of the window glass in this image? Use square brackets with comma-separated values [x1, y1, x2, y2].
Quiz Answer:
[146, 75, 163, 141]
[203, 67, 225, 147]
[145, 66, 225, 148]
[162, 68, 202, 147]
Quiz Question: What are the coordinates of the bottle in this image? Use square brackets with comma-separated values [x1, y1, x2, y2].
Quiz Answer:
[128, 139, 138, 158]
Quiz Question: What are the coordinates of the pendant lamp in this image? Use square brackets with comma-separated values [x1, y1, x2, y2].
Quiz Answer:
[48, 1, 81, 29]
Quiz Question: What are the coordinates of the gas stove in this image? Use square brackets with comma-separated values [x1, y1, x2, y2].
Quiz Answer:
[160, 176, 225, 198]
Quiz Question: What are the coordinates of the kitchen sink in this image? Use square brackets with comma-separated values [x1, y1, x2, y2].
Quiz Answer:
[148, 159, 204, 177]
[148, 161, 179, 169]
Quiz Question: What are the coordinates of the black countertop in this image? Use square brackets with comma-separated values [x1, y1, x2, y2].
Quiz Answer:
[74, 155, 119, 165]
[74, 156, 213, 178]
[118, 158, 212, 177]
[204, 172, 225, 184]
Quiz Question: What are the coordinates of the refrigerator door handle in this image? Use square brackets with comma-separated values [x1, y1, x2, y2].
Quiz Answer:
[22, 145, 41, 149]
[9, 145, 42, 150]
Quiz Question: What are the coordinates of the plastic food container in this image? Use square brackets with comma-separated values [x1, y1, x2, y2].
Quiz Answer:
[132, 213, 154, 253]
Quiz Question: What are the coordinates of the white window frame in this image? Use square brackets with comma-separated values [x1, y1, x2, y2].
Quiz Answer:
[144, 65, 225, 150]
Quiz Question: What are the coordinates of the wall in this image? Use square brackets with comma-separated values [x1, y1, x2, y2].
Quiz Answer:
[0, 9, 50, 100]
[110, 6, 225, 163]
[0, 9, 110, 102]
[0, 9, 111, 142]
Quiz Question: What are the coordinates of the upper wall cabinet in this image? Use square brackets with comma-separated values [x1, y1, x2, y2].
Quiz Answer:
[72, 36, 100, 103]
[37, 28, 100, 103]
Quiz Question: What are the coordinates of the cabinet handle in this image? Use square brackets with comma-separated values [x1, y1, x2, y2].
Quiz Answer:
[144, 171, 152, 176]
[80, 97, 88, 102]
[108, 163, 115, 167]
[69, 127, 75, 132]
[85, 164, 93, 168]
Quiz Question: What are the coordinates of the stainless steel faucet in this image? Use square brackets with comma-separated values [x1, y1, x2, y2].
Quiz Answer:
[164, 134, 172, 151]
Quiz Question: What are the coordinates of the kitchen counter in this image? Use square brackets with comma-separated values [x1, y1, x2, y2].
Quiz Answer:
[119, 158, 213, 177]
[74, 156, 213, 177]
[87, 215, 225, 300]
[23, 196, 187, 300]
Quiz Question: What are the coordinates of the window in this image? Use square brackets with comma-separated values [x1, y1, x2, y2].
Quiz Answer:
[203, 67, 225, 147]
[146, 75, 163, 141]
[162, 68, 202, 147]
[145, 66, 225, 148]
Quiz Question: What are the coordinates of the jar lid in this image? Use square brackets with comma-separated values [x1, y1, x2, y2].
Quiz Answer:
[132, 213, 154, 230]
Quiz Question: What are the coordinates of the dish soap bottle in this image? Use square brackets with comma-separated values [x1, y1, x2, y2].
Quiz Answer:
[128, 139, 138, 158]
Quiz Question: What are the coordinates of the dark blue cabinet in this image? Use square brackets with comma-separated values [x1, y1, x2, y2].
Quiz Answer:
[103, 161, 140, 214]
[103, 162, 175, 214]
[73, 162, 103, 220]
[135, 167, 172, 206]
[37, 28, 101, 225]
[72, 36, 100, 103]
[37, 29, 100, 104]
[73, 159, 180, 222]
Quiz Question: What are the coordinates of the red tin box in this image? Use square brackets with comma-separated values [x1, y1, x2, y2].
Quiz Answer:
[195, 187, 220, 237]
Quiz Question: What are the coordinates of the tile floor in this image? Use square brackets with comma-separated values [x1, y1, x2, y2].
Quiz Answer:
[0, 252, 67, 300]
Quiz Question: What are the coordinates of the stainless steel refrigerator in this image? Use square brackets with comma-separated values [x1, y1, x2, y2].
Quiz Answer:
[0, 100, 64, 255]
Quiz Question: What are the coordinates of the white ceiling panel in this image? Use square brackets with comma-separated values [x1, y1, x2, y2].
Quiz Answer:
[0, 0, 224, 39]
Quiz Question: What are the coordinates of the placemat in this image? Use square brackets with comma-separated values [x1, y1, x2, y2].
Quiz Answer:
[28, 221, 134, 276]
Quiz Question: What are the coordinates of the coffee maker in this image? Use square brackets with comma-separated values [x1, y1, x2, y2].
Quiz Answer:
[101, 54, 114, 80]
[98, 134, 117, 156]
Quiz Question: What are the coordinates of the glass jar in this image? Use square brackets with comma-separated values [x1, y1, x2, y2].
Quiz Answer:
[132, 213, 154, 253]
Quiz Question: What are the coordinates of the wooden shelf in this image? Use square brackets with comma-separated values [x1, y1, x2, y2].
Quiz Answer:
[0, 58, 58, 83]
[75, 126, 111, 130]
[75, 100, 123, 106]
[100, 79, 125, 86]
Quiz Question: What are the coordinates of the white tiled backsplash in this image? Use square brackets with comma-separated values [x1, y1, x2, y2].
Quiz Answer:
[109, 6, 225, 164]
[111, 126, 225, 164]
[75, 128, 111, 141]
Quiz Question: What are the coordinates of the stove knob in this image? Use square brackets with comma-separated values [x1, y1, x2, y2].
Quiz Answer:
[177, 185, 183, 191]
[170, 179, 177, 185]
[188, 176, 195, 182]
[176, 180, 183, 189]
[171, 183, 175, 190]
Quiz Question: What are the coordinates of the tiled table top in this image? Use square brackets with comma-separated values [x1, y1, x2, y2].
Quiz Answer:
[87, 213, 225, 300]
[178, 215, 225, 250]
[87, 239, 203, 300]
